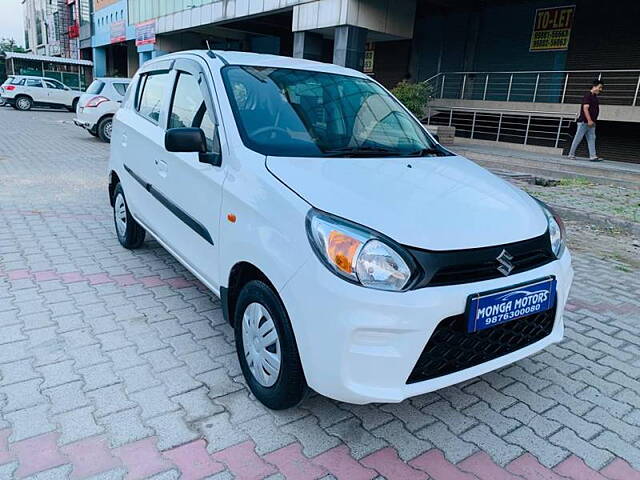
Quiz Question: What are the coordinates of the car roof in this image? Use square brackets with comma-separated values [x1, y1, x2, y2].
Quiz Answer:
[12, 75, 62, 82]
[155, 50, 368, 79]
[96, 77, 131, 83]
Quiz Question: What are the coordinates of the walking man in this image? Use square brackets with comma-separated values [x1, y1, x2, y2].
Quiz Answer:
[568, 80, 604, 161]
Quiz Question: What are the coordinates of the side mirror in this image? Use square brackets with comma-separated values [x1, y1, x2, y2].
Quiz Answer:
[65, 86, 70, 90]
[165, 127, 221, 166]
[433, 134, 440, 143]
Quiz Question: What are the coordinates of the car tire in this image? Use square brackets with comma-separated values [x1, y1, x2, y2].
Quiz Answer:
[234, 280, 307, 410]
[97, 116, 113, 143]
[15, 96, 32, 111]
[68, 98, 79, 112]
[112, 183, 145, 249]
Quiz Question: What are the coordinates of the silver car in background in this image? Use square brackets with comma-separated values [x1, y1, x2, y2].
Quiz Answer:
[74, 78, 130, 142]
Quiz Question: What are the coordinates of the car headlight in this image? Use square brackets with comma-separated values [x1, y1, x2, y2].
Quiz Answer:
[306, 209, 415, 291]
[534, 199, 565, 258]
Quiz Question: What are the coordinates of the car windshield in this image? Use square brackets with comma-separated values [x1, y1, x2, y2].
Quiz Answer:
[221, 66, 448, 158]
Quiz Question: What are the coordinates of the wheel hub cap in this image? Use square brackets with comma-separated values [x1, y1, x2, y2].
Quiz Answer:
[242, 302, 281, 387]
[114, 193, 127, 237]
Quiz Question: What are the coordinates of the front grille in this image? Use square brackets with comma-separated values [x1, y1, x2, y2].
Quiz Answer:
[406, 232, 555, 288]
[406, 304, 556, 384]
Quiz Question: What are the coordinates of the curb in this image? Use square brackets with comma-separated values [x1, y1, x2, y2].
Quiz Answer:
[549, 203, 640, 237]
[460, 150, 640, 190]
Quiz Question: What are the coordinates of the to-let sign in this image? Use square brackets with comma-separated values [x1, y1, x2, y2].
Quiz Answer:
[529, 5, 575, 52]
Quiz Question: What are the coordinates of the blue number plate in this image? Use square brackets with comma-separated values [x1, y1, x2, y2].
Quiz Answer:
[466, 277, 556, 333]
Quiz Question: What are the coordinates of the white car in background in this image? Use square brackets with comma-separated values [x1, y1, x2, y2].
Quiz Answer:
[0, 75, 80, 111]
[75, 78, 130, 142]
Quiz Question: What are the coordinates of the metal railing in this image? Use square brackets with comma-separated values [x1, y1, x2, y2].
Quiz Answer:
[426, 70, 640, 106]
[425, 106, 575, 149]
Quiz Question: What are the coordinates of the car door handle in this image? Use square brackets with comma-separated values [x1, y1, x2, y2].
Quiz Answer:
[155, 159, 168, 177]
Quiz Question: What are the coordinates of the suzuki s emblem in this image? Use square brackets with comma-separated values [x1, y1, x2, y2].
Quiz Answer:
[496, 249, 515, 276]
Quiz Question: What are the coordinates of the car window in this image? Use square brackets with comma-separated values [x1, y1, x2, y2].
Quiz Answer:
[168, 71, 220, 154]
[86, 80, 105, 95]
[137, 72, 169, 124]
[222, 66, 441, 157]
[113, 83, 129, 96]
[25, 78, 43, 88]
[9, 77, 25, 85]
[44, 80, 64, 89]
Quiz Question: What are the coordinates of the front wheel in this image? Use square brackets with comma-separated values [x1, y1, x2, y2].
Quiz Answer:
[97, 117, 113, 143]
[234, 280, 307, 410]
[112, 183, 145, 249]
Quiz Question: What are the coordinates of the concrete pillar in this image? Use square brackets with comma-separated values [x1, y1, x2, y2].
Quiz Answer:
[293, 31, 323, 62]
[333, 25, 367, 71]
[93, 47, 107, 77]
[138, 51, 152, 66]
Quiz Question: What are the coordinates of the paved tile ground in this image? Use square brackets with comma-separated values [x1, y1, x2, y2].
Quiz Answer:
[0, 107, 639, 480]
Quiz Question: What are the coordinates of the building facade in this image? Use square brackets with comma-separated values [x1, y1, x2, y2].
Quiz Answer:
[80, 0, 640, 163]
[23, 0, 91, 59]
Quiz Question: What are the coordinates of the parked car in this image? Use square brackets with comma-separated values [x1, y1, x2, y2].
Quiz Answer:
[0, 75, 80, 111]
[108, 51, 574, 410]
[74, 77, 131, 142]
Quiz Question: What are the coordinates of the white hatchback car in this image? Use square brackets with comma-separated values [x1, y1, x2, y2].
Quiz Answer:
[109, 51, 574, 409]
[75, 78, 131, 142]
[0, 75, 80, 111]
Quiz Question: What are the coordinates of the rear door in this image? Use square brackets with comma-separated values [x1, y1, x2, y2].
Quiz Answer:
[152, 57, 226, 288]
[24, 78, 47, 103]
[115, 61, 173, 232]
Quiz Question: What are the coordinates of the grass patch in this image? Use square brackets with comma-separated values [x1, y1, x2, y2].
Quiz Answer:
[558, 177, 592, 187]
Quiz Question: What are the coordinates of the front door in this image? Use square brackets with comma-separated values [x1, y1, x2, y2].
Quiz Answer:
[152, 59, 226, 290]
[43, 79, 69, 106]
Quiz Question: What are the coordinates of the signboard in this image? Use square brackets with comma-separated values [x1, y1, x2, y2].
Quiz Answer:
[363, 49, 374, 74]
[110, 20, 126, 44]
[530, 5, 575, 52]
[135, 20, 156, 46]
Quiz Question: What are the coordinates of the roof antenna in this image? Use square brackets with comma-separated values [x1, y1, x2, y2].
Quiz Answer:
[205, 40, 216, 59]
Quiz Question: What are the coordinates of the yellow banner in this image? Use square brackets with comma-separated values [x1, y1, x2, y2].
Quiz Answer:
[530, 5, 575, 52]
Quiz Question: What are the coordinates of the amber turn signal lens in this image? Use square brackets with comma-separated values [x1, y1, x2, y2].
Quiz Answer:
[227, 213, 237, 223]
[327, 230, 361, 274]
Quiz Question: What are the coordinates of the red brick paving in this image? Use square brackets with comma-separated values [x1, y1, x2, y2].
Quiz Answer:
[554, 456, 608, 480]
[311, 445, 377, 480]
[410, 449, 480, 480]
[507, 454, 569, 480]
[11, 432, 68, 478]
[458, 452, 524, 480]
[112, 437, 174, 480]
[163, 439, 225, 480]
[210, 440, 277, 480]
[263, 443, 327, 480]
[361, 447, 429, 480]
[60, 435, 122, 480]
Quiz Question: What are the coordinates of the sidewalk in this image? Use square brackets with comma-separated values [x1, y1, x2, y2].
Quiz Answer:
[453, 141, 640, 189]
[452, 141, 640, 236]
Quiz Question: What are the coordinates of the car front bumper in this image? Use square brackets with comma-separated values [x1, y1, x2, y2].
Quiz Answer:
[280, 248, 573, 404]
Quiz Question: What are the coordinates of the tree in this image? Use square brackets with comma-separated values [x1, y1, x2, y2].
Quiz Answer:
[391, 80, 433, 120]
[0, 38, 27, 54]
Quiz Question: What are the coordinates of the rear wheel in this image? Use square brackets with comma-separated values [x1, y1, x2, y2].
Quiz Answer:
[15, 96, 32, 111]
[97, 116, 113, 143]
[234, 280, 307, 410]
[67, 98, 79, 112]
[112, 183, 145, 249]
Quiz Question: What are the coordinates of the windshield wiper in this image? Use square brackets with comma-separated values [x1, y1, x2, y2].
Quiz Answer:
[322, 146, 405, 157]
[404, 147, 448, 157]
